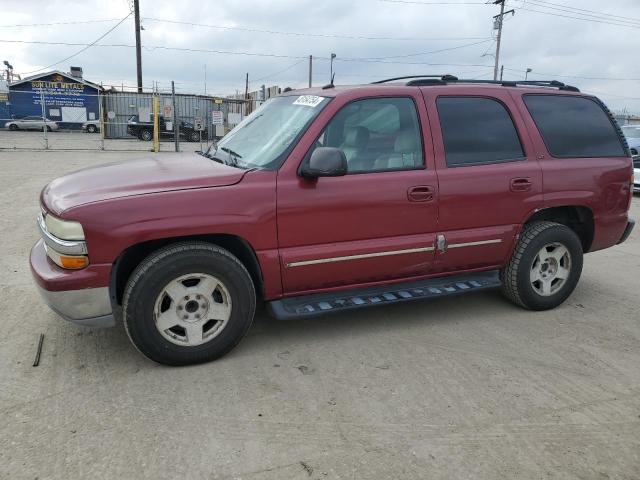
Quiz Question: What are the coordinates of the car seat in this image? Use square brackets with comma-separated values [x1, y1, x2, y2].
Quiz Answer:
[339, 126, 370, 171]
[374, 130, 422, 170]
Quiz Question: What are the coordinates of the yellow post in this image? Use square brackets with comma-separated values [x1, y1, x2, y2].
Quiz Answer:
[153, 95, 160, 152]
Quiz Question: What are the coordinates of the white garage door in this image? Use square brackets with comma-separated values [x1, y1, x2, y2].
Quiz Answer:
[61, 106, 87, 123]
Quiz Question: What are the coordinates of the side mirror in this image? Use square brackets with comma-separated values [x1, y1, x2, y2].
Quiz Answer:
[300, 147, 348, 178]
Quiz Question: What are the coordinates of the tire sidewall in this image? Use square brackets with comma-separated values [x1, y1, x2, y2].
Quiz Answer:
[140, 129, 152, 141]
[516, 225, 583, 310]
[124, 247, 255, 365]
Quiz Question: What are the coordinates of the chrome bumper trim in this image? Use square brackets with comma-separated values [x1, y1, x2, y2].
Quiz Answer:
[37, 213, 87, 255]
[36, 285, 115, 327]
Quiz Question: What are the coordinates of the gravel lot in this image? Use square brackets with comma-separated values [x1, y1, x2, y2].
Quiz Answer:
[0, 129, 205, 152]
[1, 150, 639, 480]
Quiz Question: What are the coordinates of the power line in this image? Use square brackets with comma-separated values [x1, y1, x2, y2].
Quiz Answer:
[502, 67, 640, 82]
[253, 59, 306, 82]
[141, 16, 490, 41]
[517, 0, 640, 24]
[343, 39, 493, 60]
[513, 4, 640, 29]
[0, 18, 127, 28]
[510, 0, 640, 27]
[379, 0, 485, 4]
[21, 13, 133, 76]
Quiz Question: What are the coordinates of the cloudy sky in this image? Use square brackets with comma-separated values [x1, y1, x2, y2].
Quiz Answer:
[2, 0, 639, 112]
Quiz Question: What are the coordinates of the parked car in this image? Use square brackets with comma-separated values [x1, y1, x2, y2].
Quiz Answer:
[82, 121, 100, 133]
[621, 125, 640, 193]
[31, 76, 635, 365]
[126, 114, 207, 142]
[6, 116, 59, 131]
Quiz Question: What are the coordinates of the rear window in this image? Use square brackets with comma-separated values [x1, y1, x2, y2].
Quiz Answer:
[523, 95, 626, 158]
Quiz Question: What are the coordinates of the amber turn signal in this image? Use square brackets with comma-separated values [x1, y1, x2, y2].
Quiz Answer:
[59, 255, 89, 269]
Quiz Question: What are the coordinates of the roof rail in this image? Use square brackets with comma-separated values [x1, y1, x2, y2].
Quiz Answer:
[372, 74, 458, 84]
[371, 75, 579, 92]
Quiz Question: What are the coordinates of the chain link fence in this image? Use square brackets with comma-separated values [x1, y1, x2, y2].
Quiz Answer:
[0, 87, 254, 152]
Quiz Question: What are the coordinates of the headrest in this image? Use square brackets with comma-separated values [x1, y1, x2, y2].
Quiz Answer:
[343, 126, 370, 148]
[394, 130, 420, 153]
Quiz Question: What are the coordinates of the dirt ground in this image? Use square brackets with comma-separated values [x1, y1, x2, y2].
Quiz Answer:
[1, 150, 639, 479]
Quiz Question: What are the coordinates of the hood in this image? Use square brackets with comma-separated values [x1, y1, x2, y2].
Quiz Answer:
[42, 152, 247, 215]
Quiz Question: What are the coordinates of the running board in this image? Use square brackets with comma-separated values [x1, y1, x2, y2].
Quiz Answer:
[267, 270, 501, 320]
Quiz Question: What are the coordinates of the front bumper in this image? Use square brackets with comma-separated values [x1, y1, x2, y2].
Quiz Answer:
[618, 220, 635, 245]
[30, 240, 115, 327]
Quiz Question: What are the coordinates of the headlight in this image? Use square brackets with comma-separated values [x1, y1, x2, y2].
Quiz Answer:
[44, 214, 85, 240]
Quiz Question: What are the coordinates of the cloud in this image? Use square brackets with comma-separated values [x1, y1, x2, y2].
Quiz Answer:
[3, 0, 639, 111]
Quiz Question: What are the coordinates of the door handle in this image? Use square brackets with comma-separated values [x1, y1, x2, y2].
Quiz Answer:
[510, 177, 533, 192]
[408, 185, 434, 202]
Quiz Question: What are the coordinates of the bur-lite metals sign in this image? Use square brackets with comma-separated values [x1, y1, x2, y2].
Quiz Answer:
[8, 72, 100, 127]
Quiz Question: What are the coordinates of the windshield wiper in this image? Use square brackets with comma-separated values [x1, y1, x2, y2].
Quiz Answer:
[220, 146, 243, 167]
[200, 150, 226, 165]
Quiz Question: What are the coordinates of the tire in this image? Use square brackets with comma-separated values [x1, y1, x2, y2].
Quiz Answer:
[8, 124, 18, 131]
[87, 124, 97, 133]
[123, 242, 256, 365]
[43, 126, 52, 132]
[140, 129, 152, 141]
[189, 131, 199, 142]
[500, 221, 583, 311]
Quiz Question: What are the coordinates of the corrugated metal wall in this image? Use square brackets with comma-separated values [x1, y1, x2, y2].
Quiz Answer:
[103, 92, 247, 139]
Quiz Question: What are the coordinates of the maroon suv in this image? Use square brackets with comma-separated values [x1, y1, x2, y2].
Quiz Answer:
[31, 76, 635, 365]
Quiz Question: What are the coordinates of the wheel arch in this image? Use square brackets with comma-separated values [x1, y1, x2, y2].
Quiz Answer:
[110, 233, 264, 307]
[524, 205, 594, 252]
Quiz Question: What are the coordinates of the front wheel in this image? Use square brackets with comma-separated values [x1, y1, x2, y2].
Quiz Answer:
[139, 129, 153, 141]
[87, 124, 97, 133]
[8, 124, 18, 131]
[189, 131, 199, 142]
[500, 221, 583, 311]
[123, 242, 256, 365]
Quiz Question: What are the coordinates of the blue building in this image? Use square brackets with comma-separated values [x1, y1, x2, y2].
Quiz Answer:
[5, 70, 102, 129]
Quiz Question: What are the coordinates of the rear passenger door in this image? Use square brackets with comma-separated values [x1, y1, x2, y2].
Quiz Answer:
[423, 88, 543, 274]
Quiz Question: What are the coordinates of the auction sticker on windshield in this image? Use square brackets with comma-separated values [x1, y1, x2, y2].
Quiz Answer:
[292, 95, 324, 108]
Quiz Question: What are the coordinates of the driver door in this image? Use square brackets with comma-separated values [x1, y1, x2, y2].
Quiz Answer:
[276, 92, 439, 295]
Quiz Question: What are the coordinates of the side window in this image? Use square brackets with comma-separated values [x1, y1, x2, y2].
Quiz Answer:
[317, 97, 423, 173]
[437, 97, 525, 167]
[523, 95, 626, 158]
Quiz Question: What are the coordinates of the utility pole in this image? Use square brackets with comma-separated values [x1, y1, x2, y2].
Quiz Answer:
[171, 80, 179, 152]
[244, 72, 249, 115]
[500, 65, 504, 81]
[308, 55, 313, 88]
[492, 0, 514, 81]
[134, 0, 143, 93]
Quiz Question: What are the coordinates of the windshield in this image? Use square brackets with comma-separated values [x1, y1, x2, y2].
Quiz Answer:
[206, 95, 330, 169]
[622, 126, 640, 139]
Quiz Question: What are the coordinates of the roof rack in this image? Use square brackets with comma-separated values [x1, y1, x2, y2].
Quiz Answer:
[372, 74, 580, 92]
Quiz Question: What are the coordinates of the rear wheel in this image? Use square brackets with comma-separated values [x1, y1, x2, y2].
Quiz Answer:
[123, 242, 256, 365]
[500, 221, 583, 310]
[139, 129, 152, 141]
[44, 126, 52, 132]
[87, 124, 97, 133]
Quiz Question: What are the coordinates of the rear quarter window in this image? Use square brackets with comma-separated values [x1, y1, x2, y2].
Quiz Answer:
[523, 95, 626, 158]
